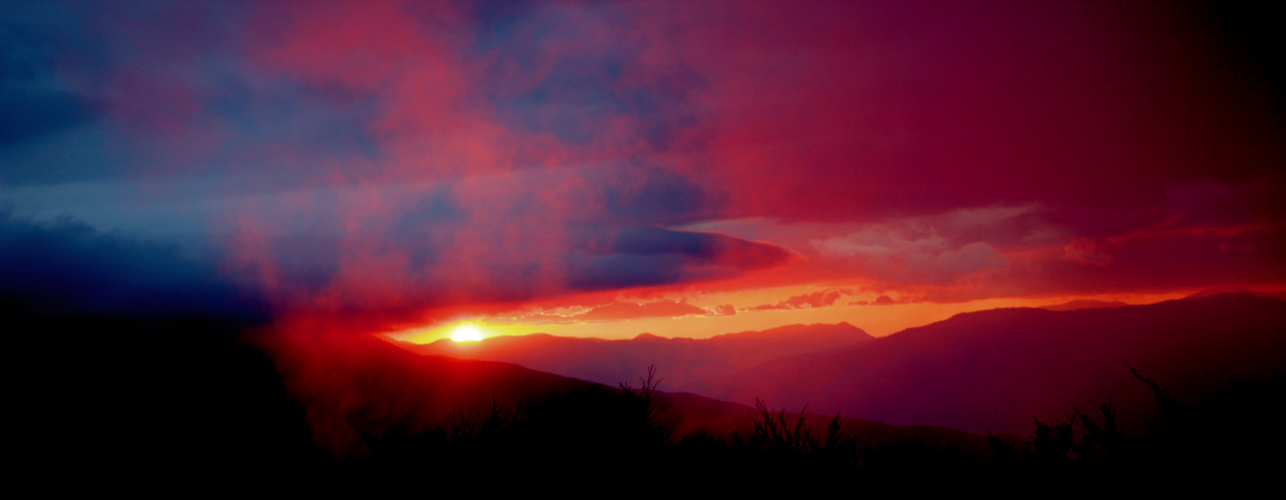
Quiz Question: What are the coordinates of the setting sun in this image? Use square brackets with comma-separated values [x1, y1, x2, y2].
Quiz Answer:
[451, 326, 484, 342]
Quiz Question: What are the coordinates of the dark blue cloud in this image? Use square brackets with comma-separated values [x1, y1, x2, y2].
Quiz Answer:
[564, 253, 701, 291]
[1, 1, 380, 188]
[385, 185, 467, 272]
[203, 75, 383, 178]
[0, 89, 100, 146]
[565, 226, 791, 290]
[0, 211, 267, 320]
[575, 227, 786, 265]
[1, 11, 110, 183]
[599, 168, 716, 225]
[476, 2, 706, 151]
[499, 58, 704, 149]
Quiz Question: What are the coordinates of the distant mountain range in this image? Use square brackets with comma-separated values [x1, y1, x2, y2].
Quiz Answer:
[399, 293, 1286, 436]
[27, 293, 1283, 483]
[1185, 287, 1286, 301]
[1040, 299, 1129, 311]
[398, 322, 874, 399]
[267, 327, 983, 456]
[710, 293, 1286, 435]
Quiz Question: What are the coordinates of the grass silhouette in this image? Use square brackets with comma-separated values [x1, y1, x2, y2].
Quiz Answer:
[18, 303, 1284, 492]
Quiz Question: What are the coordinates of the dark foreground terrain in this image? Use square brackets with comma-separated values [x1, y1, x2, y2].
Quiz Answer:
[13, 297, 1286, 492]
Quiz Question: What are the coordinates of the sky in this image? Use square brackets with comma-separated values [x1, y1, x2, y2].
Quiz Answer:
[3, 0, 1284, 341]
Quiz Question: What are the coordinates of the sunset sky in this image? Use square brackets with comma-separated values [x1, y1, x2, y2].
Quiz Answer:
[4, 1, 1283, 341]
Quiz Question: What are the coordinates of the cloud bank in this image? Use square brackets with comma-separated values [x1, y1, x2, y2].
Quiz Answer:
[3, 1, 1283, 326]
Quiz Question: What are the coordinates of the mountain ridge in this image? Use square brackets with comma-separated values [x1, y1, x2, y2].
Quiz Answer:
[710, 293, 1286, 435]
[399, 322, 875, 398]
[402, 294, 1286, 436]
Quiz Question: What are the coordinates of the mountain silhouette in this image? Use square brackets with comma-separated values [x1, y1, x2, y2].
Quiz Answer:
[395, 295, 1286, 436]
[1184, 287, 1286, 301]
[706, 293, 1286, 435]
[398, 322, 873, 398]
[265, 329, 989, 465]
[29, 295, 1282, 485]
[1040, 299, 1129, 311]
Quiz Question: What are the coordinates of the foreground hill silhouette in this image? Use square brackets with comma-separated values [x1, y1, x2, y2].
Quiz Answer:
[1185, 287, 1286, 301]
[18, 295, 1283, 490]
[268, 328, 981, 454]
[1039, 299, 1129, 311]
[709, 293, 1286, 435]
[11, 309, 316, 489]
[268, 330, 1002, 487]
[400, 322, 873, 397]
[402, 294, 1286, 437]
[15, 303, 988, 489]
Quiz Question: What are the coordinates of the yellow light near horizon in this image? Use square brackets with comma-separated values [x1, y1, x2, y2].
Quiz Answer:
[451, 326, 484, 342]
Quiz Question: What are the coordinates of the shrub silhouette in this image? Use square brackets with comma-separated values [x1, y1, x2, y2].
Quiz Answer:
[987, 363, 1286, 489]
[1128, 363, 1181, 419]
[619, 364, 662, 426]
[1030, 416, 1075, 465]
[750, 399, 816, 455]
[618, 364, 670, 446]
[745, 399, 858, 473]
[444, 393, 522, 440]
[987, 415, 1074, 478]
[1073, 398, 1124, 467]
[988, 366, 1162, 479]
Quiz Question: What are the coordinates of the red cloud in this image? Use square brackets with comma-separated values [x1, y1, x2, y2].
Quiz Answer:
[19, 1, 1279, 327]
[750, 289, 851, 311]
[576, 300, 712, 322]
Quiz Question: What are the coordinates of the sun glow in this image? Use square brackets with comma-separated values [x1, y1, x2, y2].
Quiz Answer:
[451, 326, 484, 342]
